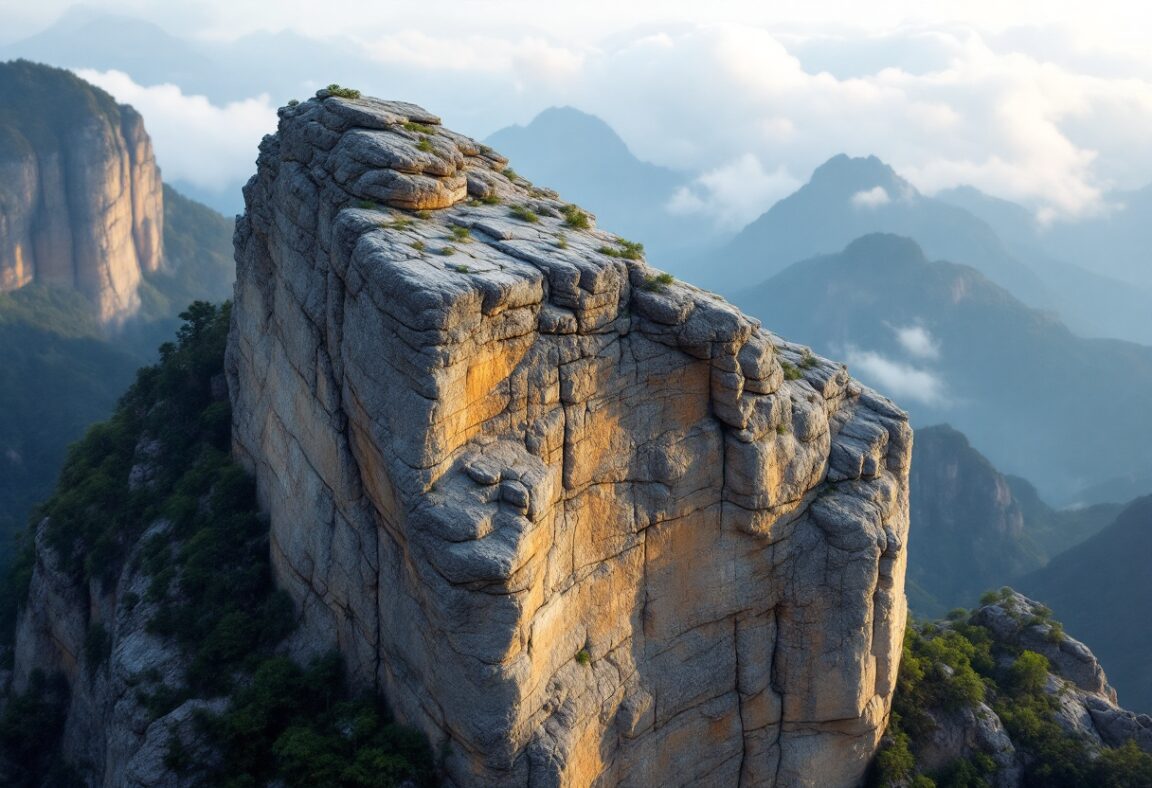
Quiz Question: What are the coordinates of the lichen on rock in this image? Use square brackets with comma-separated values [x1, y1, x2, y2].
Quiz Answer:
[227, 91, 914, 786]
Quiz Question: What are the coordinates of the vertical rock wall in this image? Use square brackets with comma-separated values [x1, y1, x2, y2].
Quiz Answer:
[228, 92, 913, 786]
[0, 62, 163, 325]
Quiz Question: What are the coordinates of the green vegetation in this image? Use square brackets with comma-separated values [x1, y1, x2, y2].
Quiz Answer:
[799, 350, 818, 370]
[286, 99, 299, 108]
[0, 303, 433, 785]
[0, 670, 73, 786]
[0, 286, 141, 581]
[147, 185, 236, 313]
[0, 61, 126, 160]
[416, 137, 433, 153]
[509, 205, 540, 223]
[561, 205, 591, 230]
[357, 200, 379, 210]
[415, 210, 432, 220]
[775, 423, 790, 436]
[184, 654, 434, 787]
[450, 226, 471, 242]
[439, 245, 457, 256]
[640, 272, 675, 292]
[502, 167, 518, 180]
[323, 84, 361, 99]
[410, 240, 426, 253]
[599, 238, 645, 261]
[575, 649, 591, 666]
[403, 121, 436, 134]
[780, 361, 802, 381]
[480, 193, 502, 205]
[870, 607, 1152, 787]
[453, 264, 471, 274]
[555, 233, 569, 249]
[386, 218, 414, 231]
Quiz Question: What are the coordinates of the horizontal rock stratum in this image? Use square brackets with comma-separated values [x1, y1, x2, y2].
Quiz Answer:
[227, 90, 914, 786]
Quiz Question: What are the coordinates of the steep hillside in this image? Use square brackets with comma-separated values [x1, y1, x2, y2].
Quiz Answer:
[0, 61, 236, 567]
[0, 287, 140, 561]
[907, 425, 1120, 617]
[909, 425, 1043, 616]
[0, 187, 234, 568]
[0, 304, 433, 786]
[1020, 496, 1152, 713]
[734, 234, 1152, 505]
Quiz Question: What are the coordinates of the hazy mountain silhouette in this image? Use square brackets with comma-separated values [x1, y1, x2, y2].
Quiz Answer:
[1020, 495, 1152, 713]
[908, 424, 1121, 617]
[733, 234, 1152, 505]
[485, 107, 725, 265]
[1041, 184, 1152, 291]
[937, 185, 1152, 343]
[700, 155, 1152, 344]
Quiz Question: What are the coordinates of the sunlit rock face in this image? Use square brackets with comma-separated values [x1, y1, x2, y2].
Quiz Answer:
[0, 61, 163, 325]
[228, 91, 914, 787]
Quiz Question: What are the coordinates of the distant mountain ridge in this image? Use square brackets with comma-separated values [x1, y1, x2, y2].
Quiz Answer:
[908, 424, 1121, 617]
[706, 154, 1152, 344]
[1020, 495, 1152, 713]
[485, 107, 725, 265]
[734, 233, 1152, 505]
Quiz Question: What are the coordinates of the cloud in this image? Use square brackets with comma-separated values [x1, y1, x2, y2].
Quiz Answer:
[74, 69, 278, 192]
[49, 17, 1152, 228]
[844, 348, 948, 405]
[666, 154, 802, 229]
[851, 186, 892, 208]
[893, 324, 940, 359]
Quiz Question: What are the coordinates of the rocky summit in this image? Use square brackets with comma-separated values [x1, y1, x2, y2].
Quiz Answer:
[226, 90, 914, 786]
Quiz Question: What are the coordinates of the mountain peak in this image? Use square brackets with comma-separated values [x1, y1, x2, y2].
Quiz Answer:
[842, 232, 929, 264]
[492, 105, 635, 162]
[809, 153, 910, 196]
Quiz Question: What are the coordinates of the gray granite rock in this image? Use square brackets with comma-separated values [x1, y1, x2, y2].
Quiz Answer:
[227, 93, 914, 786]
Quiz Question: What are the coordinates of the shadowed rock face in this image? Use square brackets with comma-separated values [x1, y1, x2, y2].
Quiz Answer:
[227, 92, 914, 786]
[0, 60, 163, 325]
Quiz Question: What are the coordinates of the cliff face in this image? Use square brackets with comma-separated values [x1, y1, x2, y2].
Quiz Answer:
[908, 425, 1044, 615]
[0, 60, 163, 325]
[228, 91, 913, 786]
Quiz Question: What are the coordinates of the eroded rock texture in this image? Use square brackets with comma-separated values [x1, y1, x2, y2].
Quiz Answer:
[0, 61, 162, 325]
[227, 91, 914, 786]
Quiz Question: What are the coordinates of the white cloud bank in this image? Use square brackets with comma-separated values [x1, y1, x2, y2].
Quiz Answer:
[893, 324, 941, 359]
[845, 348, 948, 406]
[64, 19, 1152, 228]
[851, 186, 892, 208]
[75, 69, 278, 192]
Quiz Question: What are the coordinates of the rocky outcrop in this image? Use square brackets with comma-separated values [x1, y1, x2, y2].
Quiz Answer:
[971, 593, 1152, 753]
[0, 60, 163, 325]
[11, 517, 203, 786]
[227, 91, 913, 786]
